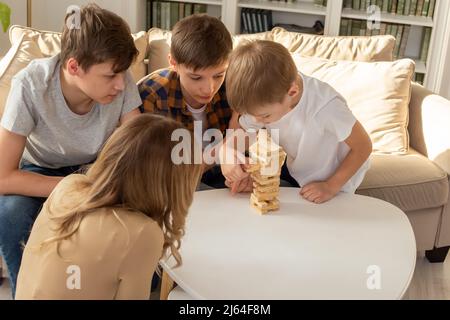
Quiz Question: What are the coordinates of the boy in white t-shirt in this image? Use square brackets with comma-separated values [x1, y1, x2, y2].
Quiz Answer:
[221, 40, 372, 204]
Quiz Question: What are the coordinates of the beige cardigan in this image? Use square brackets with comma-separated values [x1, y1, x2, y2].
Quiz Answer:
[15, 175, 164, 300]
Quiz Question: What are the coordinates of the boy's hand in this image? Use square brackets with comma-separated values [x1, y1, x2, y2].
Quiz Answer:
[221, 162, 249, 183]
[225, 176, 254, 194]
[300, 181, 340, 204]
[220, 146, 250, 182]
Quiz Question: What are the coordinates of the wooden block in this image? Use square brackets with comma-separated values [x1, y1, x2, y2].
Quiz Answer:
[250, 194, 280, 214]
[253, 183, 280, 193]
[253, 190, 280, 201]
[252, 175, 280, 186]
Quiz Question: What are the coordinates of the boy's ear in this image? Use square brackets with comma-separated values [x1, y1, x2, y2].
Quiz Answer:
[287, 75, 302, 97]
[168, 54, 178, 70]
[66, 58, 81, 76]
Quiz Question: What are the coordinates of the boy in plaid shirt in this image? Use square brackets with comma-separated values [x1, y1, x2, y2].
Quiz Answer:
[139, 14, 238, 188]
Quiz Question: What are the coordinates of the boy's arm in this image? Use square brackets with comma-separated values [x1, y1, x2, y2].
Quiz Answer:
[202, 110, 241, 173]
[119, 108, 141, 125]
[0, 127, 63, 197]
[219, 113, 262, 193]
[300, 121, 372, 203]
[119, 71, 145, 125]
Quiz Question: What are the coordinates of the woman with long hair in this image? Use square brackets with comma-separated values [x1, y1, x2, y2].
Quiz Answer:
[15, 114, 202, 299]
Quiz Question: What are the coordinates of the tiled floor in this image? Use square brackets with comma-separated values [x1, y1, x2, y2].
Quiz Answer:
[1, 251, 450, 300]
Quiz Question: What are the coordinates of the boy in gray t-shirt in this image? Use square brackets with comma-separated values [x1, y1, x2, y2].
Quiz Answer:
[0, 4, 142, 297]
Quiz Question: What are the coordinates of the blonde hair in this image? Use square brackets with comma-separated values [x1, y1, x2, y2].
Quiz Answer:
[226, 40, 298, 114]
[40, 114, 202, 267]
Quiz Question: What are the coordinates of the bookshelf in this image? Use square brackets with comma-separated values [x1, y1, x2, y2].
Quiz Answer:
[141, 0, 450, 94]
[238, 0, 327, 15]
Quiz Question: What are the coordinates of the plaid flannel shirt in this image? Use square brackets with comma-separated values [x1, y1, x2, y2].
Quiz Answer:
[139, 68, 232, 133]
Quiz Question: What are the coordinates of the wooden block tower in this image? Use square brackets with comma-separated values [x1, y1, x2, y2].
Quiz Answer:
[247, 129, 286, 214]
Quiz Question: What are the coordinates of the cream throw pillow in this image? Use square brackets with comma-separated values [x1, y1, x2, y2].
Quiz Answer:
[8, 25, 148, 82]
[146, 28, 172, 76]
[0, 34, 44, 118]
[272, 27, 395, 62]
[292, 54, 415, 154]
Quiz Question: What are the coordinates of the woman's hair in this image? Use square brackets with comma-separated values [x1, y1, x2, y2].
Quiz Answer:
[40, 114, 202, 267]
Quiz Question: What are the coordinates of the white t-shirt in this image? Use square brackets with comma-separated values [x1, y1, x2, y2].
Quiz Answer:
[186, 103, 208, 150]
[239, 72, 370, 193]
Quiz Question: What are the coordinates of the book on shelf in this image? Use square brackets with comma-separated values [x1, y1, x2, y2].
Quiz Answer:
[427, 0, 436, 17]
[391, 0, 398, 13]
[344, 0, 436, 17]
[394, 24, 404, 58]
[340, 18, 348, 35]
[416, 0, 424, 16]
[410, 0, 418, 15]
[414, 73, 425, 85]
[404, 0, 411, 15]
[147, 0, 155, 30]
[340, 18, 431, 61]
[352, 20, 362, 36]
[149, 1, 207, 30]
[170, 2, 179, 30]
[422, 0, 430, 16]
[382, 0, 389, 12]
[185, 3, 193, 18]
[397, 0, 405, 15]
[420, 27, 432, 62]
[240, 8, 273, 34]
[398, 25, 410, 58]
[344, 0, 353, 8]
[313, 0, 328, 6]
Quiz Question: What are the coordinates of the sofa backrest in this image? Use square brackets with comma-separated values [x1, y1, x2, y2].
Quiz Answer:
[146, 27, 396, 74]
[8, 25, 149, 82]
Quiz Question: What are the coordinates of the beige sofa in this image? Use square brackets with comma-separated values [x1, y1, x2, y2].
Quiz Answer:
[1, 26, 450, 266]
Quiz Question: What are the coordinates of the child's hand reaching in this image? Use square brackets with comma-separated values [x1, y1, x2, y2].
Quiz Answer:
[300, 181, 340, 204]
[220, 146, 250, 183]
[225, 176, 254, 194]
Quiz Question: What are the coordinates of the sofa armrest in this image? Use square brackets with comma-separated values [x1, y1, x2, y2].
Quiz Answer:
[409, 82, 450, 174]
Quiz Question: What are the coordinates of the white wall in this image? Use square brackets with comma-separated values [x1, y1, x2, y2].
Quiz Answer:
[30, 0, 145, 33]
[0, 0, 146, 56]
[0, 0, 27, 56]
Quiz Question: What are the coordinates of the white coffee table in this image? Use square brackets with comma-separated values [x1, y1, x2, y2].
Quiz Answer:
[160, 188, 416, 300]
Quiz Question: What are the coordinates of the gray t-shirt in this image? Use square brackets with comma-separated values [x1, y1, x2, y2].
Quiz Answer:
[1, 54, 141, 169]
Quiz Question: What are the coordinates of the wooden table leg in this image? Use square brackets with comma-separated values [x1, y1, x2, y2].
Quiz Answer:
[160, 270, 174, 300]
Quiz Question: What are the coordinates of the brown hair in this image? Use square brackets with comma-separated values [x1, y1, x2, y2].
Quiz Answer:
[226, 40, 298, 114]
[171, 14, 233, 70]
[60, 3, 138, 73]
[40, 114, 203, 267]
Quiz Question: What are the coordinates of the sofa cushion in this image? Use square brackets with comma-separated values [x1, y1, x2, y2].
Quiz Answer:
[146, 27, 394, 75]
[357, 149, 449, 212]
[0, 34, 44, 118]
[8, 25, 148, 82]
[146, 28, 273, 74]
[292, 54, 414, 154]
[272, 27, 395, 62]
[9, 25, 61, 57]
[146, 28, 172, 76]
